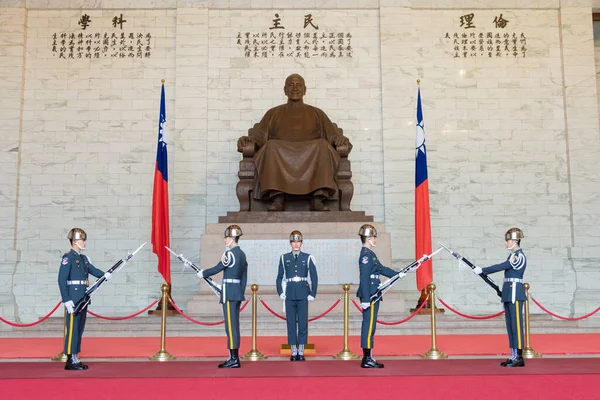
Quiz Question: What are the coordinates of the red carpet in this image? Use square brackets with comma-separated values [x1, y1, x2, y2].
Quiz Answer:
[1, 334, 600, 359]
[1, 359, 599, 400]
[1, 358, 598, 378]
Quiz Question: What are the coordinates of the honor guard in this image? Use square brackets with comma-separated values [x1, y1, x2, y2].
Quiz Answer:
[357, 224, 400, 368]
[197, 225, 248, 368]
[472, 228, 527, 367]
[275, 230, 319, 361]
[58, 228, 112, 370]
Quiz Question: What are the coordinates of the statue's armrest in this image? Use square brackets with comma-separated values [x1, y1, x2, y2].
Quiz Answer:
[238, 139, 258, 157]
[335, 144, 350, 157]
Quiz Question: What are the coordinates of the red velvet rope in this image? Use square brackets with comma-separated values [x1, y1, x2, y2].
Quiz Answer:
[438, 297, 505, 320]
[169, 299, 249, 326]
[258, 298, 341, 322]
[0, 301, 62, 328]
[86, 299, 159, 320]
[531, 296, 600, 321]
[259, 298, 287, 321]
[351, 297, 429, 325]
[309, 299, 341, 322]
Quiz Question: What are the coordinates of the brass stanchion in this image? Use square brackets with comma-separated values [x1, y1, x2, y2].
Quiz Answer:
[522, 282, 542, 358]
[333, 284, 360, 360]
[51, 307, 68, 362]
[242, 284, 267, 360]
[421, 283, 447, 359]
[149, 283, 176, 361]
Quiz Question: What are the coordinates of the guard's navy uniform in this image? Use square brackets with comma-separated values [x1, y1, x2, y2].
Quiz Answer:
[57, 249, 105, 355]
[356, 247, 397, 349]
[276, 251, 318, 346]
[203, 245, 248, 350]
[482, 248, 527, 352]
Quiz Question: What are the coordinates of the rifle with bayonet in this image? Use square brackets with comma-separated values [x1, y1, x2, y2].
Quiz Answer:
[73, 242, 147, 315]
[165, 246, 222, 297]
[370, 247, 444, 304]
[438, 242, 502, 298]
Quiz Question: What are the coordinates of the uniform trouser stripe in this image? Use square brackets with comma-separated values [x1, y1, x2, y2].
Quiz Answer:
[515, 300, 522, 349]
[226, 301, 234, 349]
[367, 301, 375, 349]
[67, 314, 74, 354]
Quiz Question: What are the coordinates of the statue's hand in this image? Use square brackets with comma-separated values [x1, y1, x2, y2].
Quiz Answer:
[237, 136, 253, 152]
[332, 136, 349, 148]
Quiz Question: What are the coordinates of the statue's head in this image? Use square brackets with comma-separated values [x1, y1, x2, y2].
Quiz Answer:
[284, 74, 306, 101]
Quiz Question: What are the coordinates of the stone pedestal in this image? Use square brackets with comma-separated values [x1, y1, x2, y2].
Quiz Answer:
[187, 221, 402, 315]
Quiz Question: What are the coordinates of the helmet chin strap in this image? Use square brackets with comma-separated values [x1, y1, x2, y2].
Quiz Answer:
[225, 238, 234, 250]
[367, 237, 376, 247]
[507, 241, 517, 251]
[75, 241, 85, 251]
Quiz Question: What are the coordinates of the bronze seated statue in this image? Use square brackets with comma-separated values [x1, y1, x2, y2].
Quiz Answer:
[236, 74, 354, 212]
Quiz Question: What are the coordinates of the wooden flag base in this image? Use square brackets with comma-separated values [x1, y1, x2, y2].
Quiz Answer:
[148, 284, 177, 316]
[410, 289, 445, 315]
[280, 344, 316, 355]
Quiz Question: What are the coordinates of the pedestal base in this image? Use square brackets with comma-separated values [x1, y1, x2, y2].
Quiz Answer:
[242, 349, 268, 361]
[333, 349, 361, 360]
[523, 347, 542, 358]
[280, 343, 316, 355]
[149, 350, 177, 361]
[420, 347, 448, 359]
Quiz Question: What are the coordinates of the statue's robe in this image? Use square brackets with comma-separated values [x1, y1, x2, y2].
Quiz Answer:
[249, 102, 351, 200]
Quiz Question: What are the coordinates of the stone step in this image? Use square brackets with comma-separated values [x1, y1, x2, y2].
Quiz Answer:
[1, 313, 593, 338]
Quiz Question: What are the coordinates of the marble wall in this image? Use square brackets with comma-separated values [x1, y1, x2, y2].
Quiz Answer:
[1, 0, 599, 323]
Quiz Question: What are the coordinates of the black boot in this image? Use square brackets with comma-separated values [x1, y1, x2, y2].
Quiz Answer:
[500, 358, 512, 367]
[507, 349, 525, 367]
[361, 348, 384, 369]
[218, 349, 241, 368]
[64, 355, 86, 371]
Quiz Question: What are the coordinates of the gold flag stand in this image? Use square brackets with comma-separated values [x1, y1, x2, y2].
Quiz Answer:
[242, 284, 268, 361]
[149, 283, 176, 361]
[50, 308, 68, 362]
[333, 284, 360, 360]
[523, 283, 542, 359]
[421, 283, 448, 359]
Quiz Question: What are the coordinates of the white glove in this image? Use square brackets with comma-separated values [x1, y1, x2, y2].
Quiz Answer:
[196, 269, 204, 279]
[472, 267, 483, 275]
[360, 302, 370, 310]
[280, 293, 286, 300]
[398, 272, 406, 279]
[64, 300, 75, 314]
[104, 272, 112, 281]
[307, 295, 315, 301]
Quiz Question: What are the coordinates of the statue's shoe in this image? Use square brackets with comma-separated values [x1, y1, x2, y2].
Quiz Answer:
[310, 198, 329, 211]
[267, 201, 284, 211]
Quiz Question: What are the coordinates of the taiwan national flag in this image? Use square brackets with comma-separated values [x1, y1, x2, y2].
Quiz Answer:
[415, 85, 433, 292]
[151, 82, 171, 283]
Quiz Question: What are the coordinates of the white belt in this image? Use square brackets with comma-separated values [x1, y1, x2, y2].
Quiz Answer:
[504, 278, 523, 304]
[223, 279, 240, 283]
[288, 276, 308, 282]
[370, 274, 379, 279]
[67, 280, 88, 286]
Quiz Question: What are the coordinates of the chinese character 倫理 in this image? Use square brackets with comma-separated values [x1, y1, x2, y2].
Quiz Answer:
[459, 13, 475, 29]
[493, 14, 509, 29]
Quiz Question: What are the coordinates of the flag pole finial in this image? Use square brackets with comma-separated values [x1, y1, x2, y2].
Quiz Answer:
[161, 79, 165, 84]
[417, 79, 421, 85]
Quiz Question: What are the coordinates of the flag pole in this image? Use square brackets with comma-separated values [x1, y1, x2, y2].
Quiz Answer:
[410, 79, 444, 315]
[149, 78, 176, 316]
